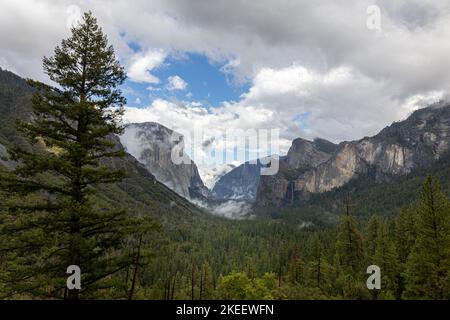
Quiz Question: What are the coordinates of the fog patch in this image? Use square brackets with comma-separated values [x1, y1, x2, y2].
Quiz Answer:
[118, 125, 145, 163]
[212, 200, 253, 219]
[193, 199, 254, 220]
[298, 221, 314, 229]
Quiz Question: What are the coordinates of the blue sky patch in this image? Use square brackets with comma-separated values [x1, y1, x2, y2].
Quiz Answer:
[122, 52, 250, 108]
[293, 111, 311, 129]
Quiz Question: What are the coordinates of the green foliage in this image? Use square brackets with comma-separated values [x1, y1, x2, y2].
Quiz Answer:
[394, 208, 417, 264]
[334, 273, 371, 300]
[365, 216, 380, 259]
[374, 220, 399, 298]
[216, 272, 277, 300]
[0, 12, 156, 299]
[285, 151, 450, 222]
[286, 249, 305, 285]
[404, 176, 450, 299]
[334, 213, 364, 275]
[307, 235, 331, 294]
[1, 13, 450, 301]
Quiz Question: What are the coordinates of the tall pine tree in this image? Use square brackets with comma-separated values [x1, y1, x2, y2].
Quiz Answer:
[333, 196, 367, 299]
[404, 176, 450, 299]
[334, 198, 364, 274]
[308, 235, 330, 294]
[364, 215, 380, 260]
[374, 220, 399, 299]
[286, 248, 305, 285]
[0, 12, 144, 299]
[394, 207, 417, 298]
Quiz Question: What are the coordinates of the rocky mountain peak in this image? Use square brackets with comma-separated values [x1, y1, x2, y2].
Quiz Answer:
[120, 122, 210, 201]
[212, 159, 263, 201]
[256, 103, 450, 207]
[287, 137, 337, 168]
[214, 136, 337, 202]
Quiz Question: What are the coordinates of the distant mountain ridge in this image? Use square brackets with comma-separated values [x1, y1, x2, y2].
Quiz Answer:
[214, 137, 337, 202]
[4, 67, 450, 212]
[255, 138, 338, 206]
[256, 102, 450, 207]
[212, 159, 263, 201]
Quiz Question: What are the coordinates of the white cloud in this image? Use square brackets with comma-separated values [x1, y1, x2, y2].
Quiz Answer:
[127, 49, 166, 83]
[122, 62, 445, 183]
[167, 75, 187, 91]
[239, 64, 446, 143]
[200, 162, 239, 189]
[122, 98, 289, 183]
[2, 0, 450, 173]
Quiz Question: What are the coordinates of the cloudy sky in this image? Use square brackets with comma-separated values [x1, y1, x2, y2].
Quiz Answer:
[2, 0, 450, 184]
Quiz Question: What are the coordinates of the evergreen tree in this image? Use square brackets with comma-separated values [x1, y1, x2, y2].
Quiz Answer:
[404, 176, 450, 299]
[244, 255, 257, 280]
[199, 262, 214, 300]
[374, 220, 399, 299]
[395, 208, 417, 264]
[124, 217, 160, 300]
[364, 215, 380, 260]
[0, 12, 144, 299]
[334, 203, 364, 274]
[333, 197, 366, 299]
[308, 235, 330, 293]
[286, 248, 305, 285]
[394, 207, 417, 298]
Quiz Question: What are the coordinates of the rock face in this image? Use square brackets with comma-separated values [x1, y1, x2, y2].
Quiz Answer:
[215, 137, 338, 202]
[212, 160, 263, 201]
[213, 136, 338, 202]
[201, 163, 237, 190]
[256, 102, 450, 207]
[120, 122, 210, 201]
[256, 138, 337, 206]
[286, 137, 338, 168]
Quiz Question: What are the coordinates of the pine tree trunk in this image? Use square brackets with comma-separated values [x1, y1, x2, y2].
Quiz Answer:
[191, 264, 196, 300]
[171, 274, 176, 300]
[199, 267, 204, 300]
[128, 236, 142, 300]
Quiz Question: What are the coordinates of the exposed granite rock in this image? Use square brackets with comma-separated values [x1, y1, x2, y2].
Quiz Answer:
[212, 160, 263, 201]
[256, 102, 450, 207]
[287, 137, 337, 168]
[215, 137, 337, 204]
[256, 138, 337, 206]
[120, 122, 211, 201]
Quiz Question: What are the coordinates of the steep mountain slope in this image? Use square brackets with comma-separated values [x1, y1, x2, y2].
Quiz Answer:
[254, 150, 450, 225]
[256, 102, 450, 207]
[256, 138, 338, 206]
[214, 137, 338, 202]
[120, 122, 211, 201]
[0, 68, 200, 219]
[97, 135, 200, 221]
[202, 163, 237, 189]
[212, 160, 263, 200]
[286, 137, 338, 168]
[0, 68, 33, 146]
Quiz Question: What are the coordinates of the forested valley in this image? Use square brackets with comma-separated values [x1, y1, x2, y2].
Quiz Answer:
[0, 12, 449, 301]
